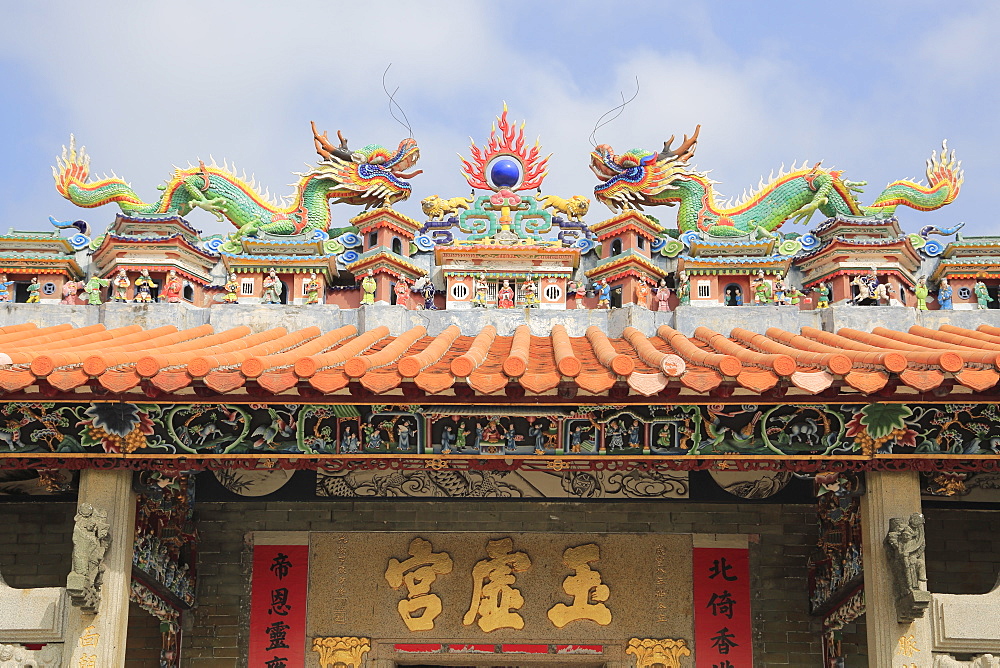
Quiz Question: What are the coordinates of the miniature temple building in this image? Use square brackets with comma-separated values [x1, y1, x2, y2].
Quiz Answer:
[797, 215, 922, 306]
[90, 213, 217, 305]
[220, 234, 338, 305]
[584, 210, 667, 307]
[346, 209, 427, 306]
[677, 237, 793, 306]
[0, 228, 82, 302]
[931, 235, 1000, 309]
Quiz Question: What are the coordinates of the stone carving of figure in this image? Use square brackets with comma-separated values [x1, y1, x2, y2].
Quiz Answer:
[885, 513, 930, 622]
[67, 503, 112, 613]
[261, 269, 283, 304]
[937, 278, 953, 310]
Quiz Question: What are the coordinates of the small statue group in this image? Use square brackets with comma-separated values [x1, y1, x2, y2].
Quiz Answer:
[223, 272, 240, 304]
[360, 269, 377, 305]
[568, 280, 587, 309]
[393, 276, 410, 309]
[0, 275, 39, 303]
[106, 267, 158, 304]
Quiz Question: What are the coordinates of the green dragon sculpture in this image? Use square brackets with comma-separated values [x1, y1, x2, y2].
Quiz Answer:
[53, 122, 422, 248]
[590, 126, 963, 237]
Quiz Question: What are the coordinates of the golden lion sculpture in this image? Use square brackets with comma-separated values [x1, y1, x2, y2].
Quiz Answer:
[537, 194, 590, 221]
[421, 195, 474, 221]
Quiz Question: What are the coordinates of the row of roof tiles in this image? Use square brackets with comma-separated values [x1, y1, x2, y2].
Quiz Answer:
[0, 320, 999, 400]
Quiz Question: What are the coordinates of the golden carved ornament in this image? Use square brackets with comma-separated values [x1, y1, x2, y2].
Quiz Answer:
[546, 459, 569, 471]
[425, 458, 449, 471]
[626, 637, 691, 668]
[312, 636, 371, 668]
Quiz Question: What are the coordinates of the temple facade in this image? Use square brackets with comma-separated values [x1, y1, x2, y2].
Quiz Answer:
[0, 114, 997, 668]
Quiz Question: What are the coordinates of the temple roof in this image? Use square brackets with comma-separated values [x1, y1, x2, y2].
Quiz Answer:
[0, 319, 999, 402]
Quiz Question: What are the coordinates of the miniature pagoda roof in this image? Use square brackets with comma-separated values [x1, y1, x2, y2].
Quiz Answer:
[0, 228, 83, 276]
[586, 210, 665, 239]
[350, 207, 422, 235]
[345, 249, 427, 278]
[109, 212, 202, 241]
[677, 254, 792, 275]
[811, 214, 902, 241]
[586, 250, 665, 280]
[686, 237, 777, 257]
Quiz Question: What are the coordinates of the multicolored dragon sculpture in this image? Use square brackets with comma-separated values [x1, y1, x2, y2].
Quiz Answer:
[590, 126, 963, 237]
[53, 122, 422, 246]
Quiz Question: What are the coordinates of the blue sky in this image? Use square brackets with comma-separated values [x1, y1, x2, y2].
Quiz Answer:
[1, 1, 997, 239]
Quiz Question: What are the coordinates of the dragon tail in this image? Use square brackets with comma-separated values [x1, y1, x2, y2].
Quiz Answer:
[52, 136, 156, 213]
[865, 140, 963, 214]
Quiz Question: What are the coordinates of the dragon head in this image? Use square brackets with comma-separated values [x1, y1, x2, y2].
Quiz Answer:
[591, 125, 701, 211]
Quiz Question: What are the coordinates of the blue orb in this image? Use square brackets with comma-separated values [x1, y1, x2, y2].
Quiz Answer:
[490, 159, 521, 188]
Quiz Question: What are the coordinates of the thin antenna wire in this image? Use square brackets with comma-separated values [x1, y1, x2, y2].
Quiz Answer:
[382, 64, 414, 138]
[588, 77, 639, 147]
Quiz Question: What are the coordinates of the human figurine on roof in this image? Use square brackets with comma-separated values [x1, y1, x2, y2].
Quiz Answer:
[597, 279, 611, 309]
[814, 282, 831, 308]
[360, 269, 377, 305]
[914, 276, 929, 311]
[656, 279, 672, 311]
[112, 268, 130, 303]
[222, 272, 239, 304]
[304, 272, 321, 305]
[261, 269, 283, 304]
[751, 270, 772, 305]
[571, 280, 586, 309]
[635, 280, 650, 309]
[163, 270, 183, 303]
[975, 280, 992, 309]
[497, 279, 515, 309]
[83, 275, 110, 305]
[937, 278, 953, 310]
[62, 279, 82, 305]
[726, 286, 743, 306]
[0, 275, 12, 303]
[134, 269, 157, 303]
[472, 274, 489, 308]
[676, 271, 691, 306]
[394, 277, 410, 309]
[25, 277, 40, 303]
[522, 278, 538, 308]
[420, 278, 437, 310]
[786, 286, 805, 306]
[773, 273, 787, 306]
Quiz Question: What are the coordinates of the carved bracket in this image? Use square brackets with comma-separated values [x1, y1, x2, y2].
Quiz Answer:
[626, 637, 692, 668]
[312, 636, 371, 668]
[66, 503, 111, 614]
[885, 512, 930, 623]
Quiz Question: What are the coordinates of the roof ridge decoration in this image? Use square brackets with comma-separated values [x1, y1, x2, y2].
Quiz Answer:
[591, 130, 963, 239]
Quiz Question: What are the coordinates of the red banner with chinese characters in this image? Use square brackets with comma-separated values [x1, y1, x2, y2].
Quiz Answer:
[693, 547, 752, 667]
[249, 544, 309, 668]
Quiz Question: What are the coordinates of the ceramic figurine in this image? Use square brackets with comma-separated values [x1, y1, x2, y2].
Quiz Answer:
[394, 277, 410, 309]
[786, 287, 804, 306]
[83, 276, 111, 305]
[25, 277, 40, 303]
[571, 280, 586, 309]
[751, 270, 772, 305]
[656, 279, 672, 311]
[497, 280, 515, 309]
[975, 280, 992, 309]
[62, 279, 82, 305]
[677, 271, 691, 306]
[472, 274, 489, 308]
[635, 280, 650, 309]
[597, 279, 611, 309]
[773, 273, 787, 306]
[360, 269, 377, 305]
[421, 278, 437, 310]
[0, 275, 12, 303]
[522, 278, 538, 308]
[163, 270, 183, 303]
[937, 278, 953, 310]
[340, 427, 359, 453]
[914, 276, 929, 311]
[304, 272, 321, 305]
[223, 272, 240, 304]
[815, 282, 831, 309]
[133, 269, 157, 303]
[726, 286, 743, 306]
[111, 268, 130, 303]
[261, 269, 283, 304]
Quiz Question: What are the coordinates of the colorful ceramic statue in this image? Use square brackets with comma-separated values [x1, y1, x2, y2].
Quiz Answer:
[635, 281, 650, 309]
[25, 277, 40, 303]
[773, 274, 787, 306]
[53, 124, 421, 249]
[851, 269, 892, 305]
[915, 276, 929, 311]
[133, 269, 157, 303]
[591, 128, 963, 237]
[572, 281, 587, 309]
[163, 270, 183, 303]
[222, 272, 240, 304]
[421, 279, 437, 310]
[472, 274, 489, 308]
[260, 269, 283, 304]
[677, 271, 691, 306]
[0, 275, 12, 303]
[786, 287, 804, 306]
[394, 277, 410, 309]
[83, 276, 110, 305]
[360, 270, 377, 305]
[62, 279, 82, 305]
[726, 286, 743, 306]
[752, 271, 772, 305]
[112, 268, 131, 303]
[815, 283, 831, 309]
[656, 279, 672, 311]
[597, 279, 611, 309]
[975, 281, 992, 309]
[497, 280, 515, 309]
[937, 278, 953, 310]
[304, 272, 321, 305]
[522, 278, 538, 308]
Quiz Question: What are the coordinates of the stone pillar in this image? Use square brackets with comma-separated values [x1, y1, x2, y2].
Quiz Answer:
[63, 469, 136, 667]
[860, 470, 932, 667]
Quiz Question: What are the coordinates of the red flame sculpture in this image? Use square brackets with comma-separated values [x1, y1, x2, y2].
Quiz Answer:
[461, 104, 551, 192]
